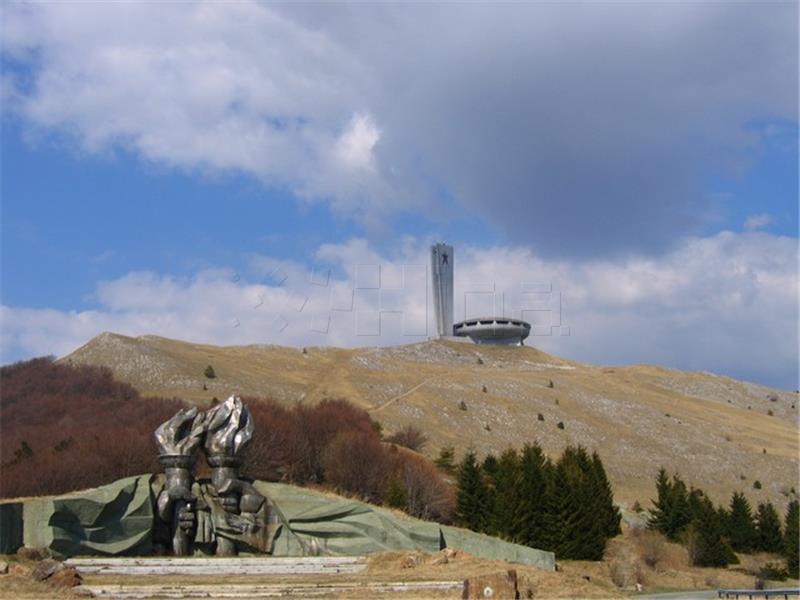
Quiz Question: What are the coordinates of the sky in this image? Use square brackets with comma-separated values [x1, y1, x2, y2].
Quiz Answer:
[1, 2, 798, 389]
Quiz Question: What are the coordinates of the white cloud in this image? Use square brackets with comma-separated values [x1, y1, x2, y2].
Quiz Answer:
[334, 113, 380, 171]
[744, 213, 771, 231]
[2, 232, 797, 388]
[2, 2, 796, 255]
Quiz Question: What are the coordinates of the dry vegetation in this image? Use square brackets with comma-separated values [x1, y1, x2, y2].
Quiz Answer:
[0, 357, 184, 498]
[602, 527, 798, 594]
[60, 332, 799, 512]
[0, 358, 453, 522]
[3, 536, 795, 599]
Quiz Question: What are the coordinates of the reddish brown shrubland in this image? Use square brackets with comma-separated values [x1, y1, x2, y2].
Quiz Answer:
[246, 399, 454, 518]
[1, 357, 184, 498]
[2, 358, 454, 523]
[322, 431, 390, 503]
[245, 397, 378, 485]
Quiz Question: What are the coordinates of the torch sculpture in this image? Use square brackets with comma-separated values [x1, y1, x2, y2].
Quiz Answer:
[204, 395, 266, 556]
[154, 406, 206, 556]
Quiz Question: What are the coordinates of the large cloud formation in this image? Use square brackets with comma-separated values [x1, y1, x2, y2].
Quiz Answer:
[2, 232, 797, 388]
[3, 2, 796, 255]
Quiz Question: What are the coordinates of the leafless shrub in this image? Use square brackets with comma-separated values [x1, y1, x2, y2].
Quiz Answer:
[608, 557, 642, 588]
[634, 529, 667, 569]
[322, 430, 389, 503]
[392, 451, 454, 522]
[386, 425, 428, 452]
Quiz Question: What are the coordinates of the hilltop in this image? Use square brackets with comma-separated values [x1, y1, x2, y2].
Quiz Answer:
[61, 332, 799, 510]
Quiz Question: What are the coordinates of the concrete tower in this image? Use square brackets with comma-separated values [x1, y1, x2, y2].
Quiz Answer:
[431, 243, 454, 338]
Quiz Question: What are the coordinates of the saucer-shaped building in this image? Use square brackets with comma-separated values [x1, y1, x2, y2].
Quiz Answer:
[431, 243, 531, 346]
[453, 316, 531, 346]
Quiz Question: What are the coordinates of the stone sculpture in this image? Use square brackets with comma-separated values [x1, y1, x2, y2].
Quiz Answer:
[154, 396, 270, 556]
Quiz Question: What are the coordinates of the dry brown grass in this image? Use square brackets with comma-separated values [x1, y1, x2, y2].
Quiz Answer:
[61, 333, 799, 512]
[603, 528, 798, 594]
[0, 556, 78, 599]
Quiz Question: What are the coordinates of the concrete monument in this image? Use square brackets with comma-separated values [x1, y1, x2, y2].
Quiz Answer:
[431, 243, 531, 345]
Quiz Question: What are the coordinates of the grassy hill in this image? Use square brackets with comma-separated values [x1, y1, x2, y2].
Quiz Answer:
[61, 332, 799, 511]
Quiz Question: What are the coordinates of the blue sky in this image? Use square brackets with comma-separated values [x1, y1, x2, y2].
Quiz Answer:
[1, 2, 798, 389]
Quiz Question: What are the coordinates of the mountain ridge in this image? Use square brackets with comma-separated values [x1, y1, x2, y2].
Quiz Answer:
[61, 331, 799, 511]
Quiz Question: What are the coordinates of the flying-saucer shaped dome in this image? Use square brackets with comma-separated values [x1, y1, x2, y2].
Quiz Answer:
[452, 317, 531, 346]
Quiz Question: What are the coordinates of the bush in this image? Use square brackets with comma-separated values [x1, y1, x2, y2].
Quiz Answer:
[557, 421, 565, 430]
[435, 446, 456, 474]
[753, 480, 762, 490]
[633, 529, 667, 568]
[459, 400, 468, 411]
[391, 451, 454, 522]
[758, 562, 788, 581]
[1, 357, 184, 498]
[204, 365, 216, 378]
[322, 431, 389, 503]
[537, 413, 545, 421]
[609, 557, 642, 589]
[386, 425, 428, 452]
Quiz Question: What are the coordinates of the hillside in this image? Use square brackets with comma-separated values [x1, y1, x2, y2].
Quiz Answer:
[61, 332, 799, 510]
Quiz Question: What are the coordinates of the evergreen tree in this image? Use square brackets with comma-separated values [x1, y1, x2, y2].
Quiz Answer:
[716, 504, 730, 537]
[455, 450, 489, 532]
[728, 492, 757, 553]
[385, 477, 408, 511]
[649, 469, 692, 541]
[553, 446, 607, 560]
[649, 469, 691, 540]
[539, 453, 567, 553]
[686, 490, 732, 567]
[434, 446, 456, 474]
[514, 443, 549, 548]
[482, 453, 499, 479]
[784, 500, 799, 577]
[754, 502, 783, 553]
[649, 468, 673, 533]
[489, 448, 521, 539]
[590, 451, 621, 539]
[480, 452, 499, 534]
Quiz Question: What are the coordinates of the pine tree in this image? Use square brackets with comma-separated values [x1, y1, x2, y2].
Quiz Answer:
[489, 448, 521, 540]
[649, 470, 690, 540]
[649, 468, 673, 534]
[728, 492, 757, 553]
[482, 453, 499, 479]
[539, 454, 567, 553]
[590, 451, 621, 539]
[784, 500, 799, 577]
[514, 443, 549, 548]
[684, 490, 732, 567]
[649, 470, 692, 541]
[385, 477, 408, 511]
[754, 502, 783, 553]
[455, 450, 489, 532]
[553, 446, 607, 560]
[435, 446, 456, 474]
[480, 452, 499, 534]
